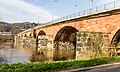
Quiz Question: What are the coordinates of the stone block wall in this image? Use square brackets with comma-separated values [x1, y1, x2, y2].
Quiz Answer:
[37, 35, 53, 50]
[36, 35, 54, 61]
[76, 31, 109, 60]
[53, 41, 76, 60]
[15, 31, 110, 61]
[14, 37, 36, 49]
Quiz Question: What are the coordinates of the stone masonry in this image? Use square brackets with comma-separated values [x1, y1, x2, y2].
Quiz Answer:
[16, 8, 120, 61]
[76, 31, 109, 60]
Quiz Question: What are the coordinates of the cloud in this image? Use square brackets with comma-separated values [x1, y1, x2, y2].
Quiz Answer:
[0, 0, 58, 23]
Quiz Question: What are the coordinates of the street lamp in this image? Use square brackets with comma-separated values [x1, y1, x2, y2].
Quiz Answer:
[37, 12, 41, 24]
[0, 8, 2, 21]
[52, 0, 57, 22]
[89, 0, 94, 14]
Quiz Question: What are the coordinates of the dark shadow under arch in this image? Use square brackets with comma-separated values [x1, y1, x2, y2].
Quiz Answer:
[54, 26, 79, 60]
[38, 30, 46, 36]
[111, 29, 120, 56]
[111, 29, 120, 44]
[29, 33, 32, 37]
[36, 30, 46, 50]
[54, 26, 78, 41]
[24, 34, 27, 37]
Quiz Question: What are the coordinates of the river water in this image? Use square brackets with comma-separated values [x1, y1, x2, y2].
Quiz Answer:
[0, 42, 34, 64]
[0, 42, 76, 64]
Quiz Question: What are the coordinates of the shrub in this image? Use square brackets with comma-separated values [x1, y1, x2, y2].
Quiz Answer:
[0, 56, 120, 72]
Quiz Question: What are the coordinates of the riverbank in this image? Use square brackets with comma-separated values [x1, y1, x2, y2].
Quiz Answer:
[0, 56, 120, 72]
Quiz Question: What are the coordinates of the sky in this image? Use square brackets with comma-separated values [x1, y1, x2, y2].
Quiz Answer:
[0, 0, 117, 23]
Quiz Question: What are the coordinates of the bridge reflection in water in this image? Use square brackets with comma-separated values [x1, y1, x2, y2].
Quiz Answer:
[0, 42, 35, 64]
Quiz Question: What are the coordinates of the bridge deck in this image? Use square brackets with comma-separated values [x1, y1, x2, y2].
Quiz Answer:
[18, 0, 120, 35]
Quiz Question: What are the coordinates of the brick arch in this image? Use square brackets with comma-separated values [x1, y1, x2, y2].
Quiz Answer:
[37, 30, 46, 36]
[54, 26, 79, 41]
[53, 26, 79, 60]
[36, 30, 47, 49]
[29, 33, 32, 37]
[21, 35, 23, 37]
[24, 34, 27, 37]
[50, 24, 80, 40]
[111, 29, 120, 44]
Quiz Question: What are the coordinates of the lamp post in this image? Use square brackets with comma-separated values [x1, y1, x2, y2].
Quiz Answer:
[0, 7, 2, 21]
[89, 0, 94, 14]
[52, 0, 57, 22]
[37, 12, 40, 24]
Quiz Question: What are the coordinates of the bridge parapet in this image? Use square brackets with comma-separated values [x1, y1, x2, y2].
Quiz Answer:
[47, 0, 120, 24]
[15, 0, 120, 62]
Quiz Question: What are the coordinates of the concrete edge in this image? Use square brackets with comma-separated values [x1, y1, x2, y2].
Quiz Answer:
[59, 62, 120, 72]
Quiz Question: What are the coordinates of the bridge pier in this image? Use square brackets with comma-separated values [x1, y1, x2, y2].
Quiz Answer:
[15, 31, 110, 61]
[14, 36, 36, 49]
[37, 35, 53, 50]
[35, 35, 54, 61]
[76, 32, 110, 60]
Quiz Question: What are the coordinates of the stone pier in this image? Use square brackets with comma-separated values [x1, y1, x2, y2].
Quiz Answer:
[15, 31, 110, 61]
[76, 32, 109, 60]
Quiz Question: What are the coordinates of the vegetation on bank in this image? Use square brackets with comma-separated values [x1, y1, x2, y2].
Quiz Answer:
[0, 56, 120, 72]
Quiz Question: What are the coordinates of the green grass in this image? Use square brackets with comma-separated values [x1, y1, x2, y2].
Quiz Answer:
[0, 56, 120, 72]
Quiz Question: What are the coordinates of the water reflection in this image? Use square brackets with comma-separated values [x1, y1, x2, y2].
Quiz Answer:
[0, 41, 76, 64]
[0, 42, 35, 64]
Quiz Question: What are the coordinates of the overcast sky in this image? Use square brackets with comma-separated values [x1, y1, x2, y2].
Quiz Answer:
[0, 0, 117, 23]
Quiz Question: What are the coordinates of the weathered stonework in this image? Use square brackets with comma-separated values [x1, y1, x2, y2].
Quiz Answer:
[37, 35, 53, 50]
[36, 35, 54, 61]
[14, 37, 36, 49]
[16, 9, 120, 61]
[53, 41, 75, 60]
[76, 31, 109, 60]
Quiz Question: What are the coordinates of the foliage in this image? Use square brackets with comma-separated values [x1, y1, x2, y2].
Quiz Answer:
[0, 56, 120, 72]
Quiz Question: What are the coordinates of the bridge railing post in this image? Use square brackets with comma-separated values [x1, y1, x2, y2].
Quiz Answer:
[47, 0, 120, 25]
[114, 1, 115, 8]
[78, 12, 80, 16]
[74, 13, 75, 17]
[83, 10, 85, 15]
[96, 7, 98, 12]
[104, 4, 106, 10]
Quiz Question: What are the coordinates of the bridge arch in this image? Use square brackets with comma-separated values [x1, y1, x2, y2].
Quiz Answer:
[111, 29, 120, 55]
[36, 30, 46, 48]
[21, 35, 23, 37]
[54, 26, 78, 60]
[54, 26, 78, 41]
[24, 34, 27, 37]
[111, 29, 120, 44]
[37, 30, 46, 36]
[29, 33, 32, 38]
[36, 30, 46, 41]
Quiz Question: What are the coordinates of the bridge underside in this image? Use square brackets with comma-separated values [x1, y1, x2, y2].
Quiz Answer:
[15, 4, 120, 61]
[15, 31, 111, 61]
[111, 29, 120, 55]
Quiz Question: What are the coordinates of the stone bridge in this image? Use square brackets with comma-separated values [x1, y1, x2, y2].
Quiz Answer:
[15, 0, 120, 61]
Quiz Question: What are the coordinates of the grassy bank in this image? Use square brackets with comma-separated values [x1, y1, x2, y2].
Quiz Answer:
[0, 56, 120, 72]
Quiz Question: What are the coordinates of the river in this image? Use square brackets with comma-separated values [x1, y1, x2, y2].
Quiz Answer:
[0, 42, 34, 64]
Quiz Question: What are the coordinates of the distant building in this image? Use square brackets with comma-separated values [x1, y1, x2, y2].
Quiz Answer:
[0, 32, 12, 35]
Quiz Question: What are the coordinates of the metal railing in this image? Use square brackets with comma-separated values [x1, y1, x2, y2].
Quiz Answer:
[18, 0, 120, 36]
[47, 0, 120, 24]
